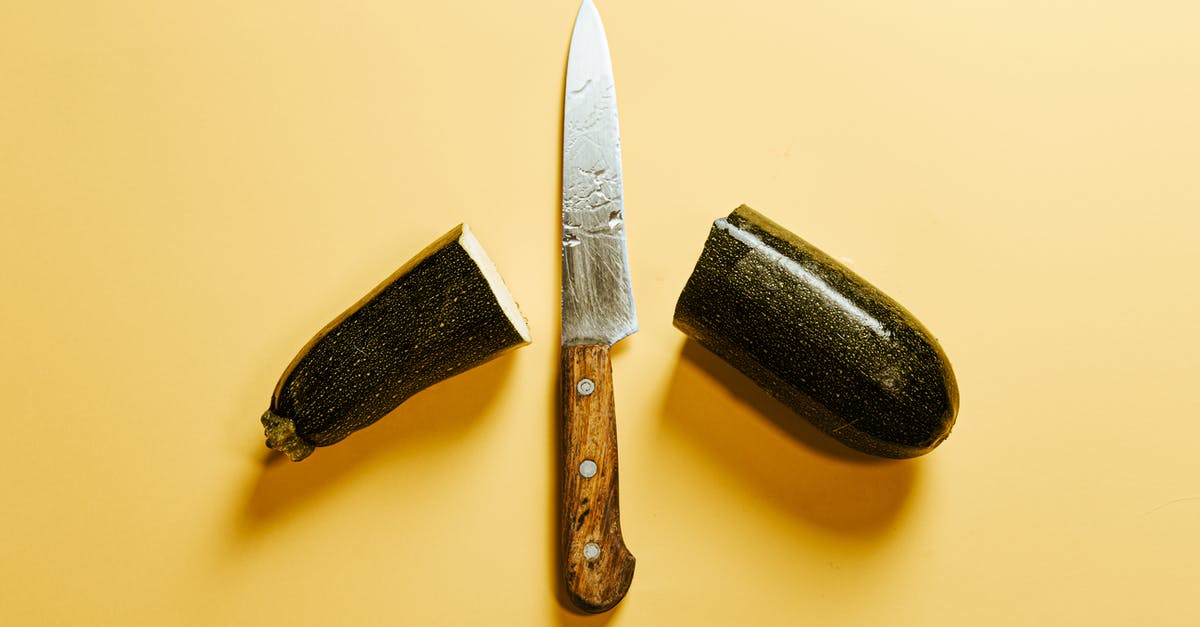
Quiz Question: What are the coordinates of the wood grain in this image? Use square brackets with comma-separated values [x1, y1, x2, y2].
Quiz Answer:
[559, 344, 635, 613]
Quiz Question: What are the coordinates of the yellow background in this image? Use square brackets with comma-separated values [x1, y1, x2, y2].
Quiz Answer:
[2, 0, 1197, 625]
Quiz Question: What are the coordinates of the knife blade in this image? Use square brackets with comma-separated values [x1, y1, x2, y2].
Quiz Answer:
[559, 0, 636, 614]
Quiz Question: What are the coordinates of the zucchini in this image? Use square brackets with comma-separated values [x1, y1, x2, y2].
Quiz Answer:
[262, 224, 531, 461]
[673, 206, 958, 458]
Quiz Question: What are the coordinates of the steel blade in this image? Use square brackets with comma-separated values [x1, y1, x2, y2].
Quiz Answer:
[561, 0, 636, 347]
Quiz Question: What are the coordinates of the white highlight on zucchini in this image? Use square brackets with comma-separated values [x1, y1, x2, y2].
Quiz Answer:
[715, 218, 889, 338]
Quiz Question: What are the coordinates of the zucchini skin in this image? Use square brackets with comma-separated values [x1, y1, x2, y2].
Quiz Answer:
[673, 206, 958, 458]
[263, 225, 529, 461]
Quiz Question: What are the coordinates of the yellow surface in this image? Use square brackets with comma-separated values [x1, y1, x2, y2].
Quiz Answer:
[2, 1, 1198, 625]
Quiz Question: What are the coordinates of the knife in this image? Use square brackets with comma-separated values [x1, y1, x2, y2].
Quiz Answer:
[559, 0, 637, 614]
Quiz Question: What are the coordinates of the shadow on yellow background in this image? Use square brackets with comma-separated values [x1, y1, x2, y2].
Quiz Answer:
[556, 607, 622, 627]
[237, 351, 519, 530]
[236, 340, 625, 625]
[661, 340, 919, 538]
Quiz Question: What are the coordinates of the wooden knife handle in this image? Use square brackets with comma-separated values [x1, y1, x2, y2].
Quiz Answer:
[559, 344, 635, 613]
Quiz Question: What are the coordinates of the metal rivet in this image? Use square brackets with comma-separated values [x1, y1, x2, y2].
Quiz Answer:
[583, 542, 601, 560]
[579, 459, 598, 478]
[576, 378, 595, 396]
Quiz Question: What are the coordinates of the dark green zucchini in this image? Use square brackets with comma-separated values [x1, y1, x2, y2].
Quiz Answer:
[262, 224, 531, 461]
[673, 205, 958, 458]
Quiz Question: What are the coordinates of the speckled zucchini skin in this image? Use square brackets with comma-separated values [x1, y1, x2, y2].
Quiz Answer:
[262, 225, 529, 461]
[673, 206, 958, 458]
